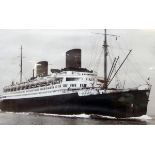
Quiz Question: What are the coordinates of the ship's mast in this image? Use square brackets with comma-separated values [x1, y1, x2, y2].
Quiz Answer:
[20, 45, 23, 83]
[103, 29, 108, 90]
[94, 30, 119, 90]
[96, 30, 132, 89]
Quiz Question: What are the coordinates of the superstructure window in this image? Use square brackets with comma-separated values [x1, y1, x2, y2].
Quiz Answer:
[66, 78, 79, 81]
[63, 84, 68, 87]
[70, 84, 76, 87]
[80, 84, 87, 88]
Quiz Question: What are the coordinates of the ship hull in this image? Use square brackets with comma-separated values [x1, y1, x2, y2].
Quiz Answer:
[0, 89, 150, 118]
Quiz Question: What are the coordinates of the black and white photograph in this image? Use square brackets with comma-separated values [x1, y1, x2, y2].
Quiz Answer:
[0, 29, 154, 125]
[0, 0, 155, 155]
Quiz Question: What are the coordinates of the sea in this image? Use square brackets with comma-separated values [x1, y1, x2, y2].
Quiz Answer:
[0, 111, 154, 125]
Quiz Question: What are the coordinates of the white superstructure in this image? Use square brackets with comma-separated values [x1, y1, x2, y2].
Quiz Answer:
[2, 70, 104, 100]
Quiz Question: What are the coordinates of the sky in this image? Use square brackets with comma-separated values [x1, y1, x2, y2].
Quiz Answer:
[0, 29, 155, 115]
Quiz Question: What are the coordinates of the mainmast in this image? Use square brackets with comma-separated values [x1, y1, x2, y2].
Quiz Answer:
[103, 29, 108, 90]
[95, 30, 132, 90]
[20, 45, 23, 83]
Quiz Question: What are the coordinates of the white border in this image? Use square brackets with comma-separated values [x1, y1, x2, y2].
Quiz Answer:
[0, 126, 154, 155]
[0, 0, 155, 29]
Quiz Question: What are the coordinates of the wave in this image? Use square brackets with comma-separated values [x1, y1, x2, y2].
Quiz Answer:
[126, 115, 152, 121]
[0, 111, 152, 121]
[39, 113, 91, 119]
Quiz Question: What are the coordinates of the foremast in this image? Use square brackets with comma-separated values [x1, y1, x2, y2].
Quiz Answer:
[103, 29, 108, 90]
[20, 45, 23, 83]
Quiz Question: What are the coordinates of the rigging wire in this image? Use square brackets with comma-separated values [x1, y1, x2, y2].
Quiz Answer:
[88, 37, 98, 69]
[108, 40, 138, 88]
[88, 37, 102, 70]
[96, 50, 104, 75]
[115, 37, 147, 83]
[108, 50, 132, 86]
[115, 42, 138, 86]
[108, 46, 121, 87]
[115, 41, 142, 87]
[91, 40, 104, 72]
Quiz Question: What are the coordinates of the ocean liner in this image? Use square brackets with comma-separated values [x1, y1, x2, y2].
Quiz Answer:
[0, 30, 151, 118]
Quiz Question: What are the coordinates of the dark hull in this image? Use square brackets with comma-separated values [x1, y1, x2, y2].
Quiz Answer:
[0, 89, 150, 118]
